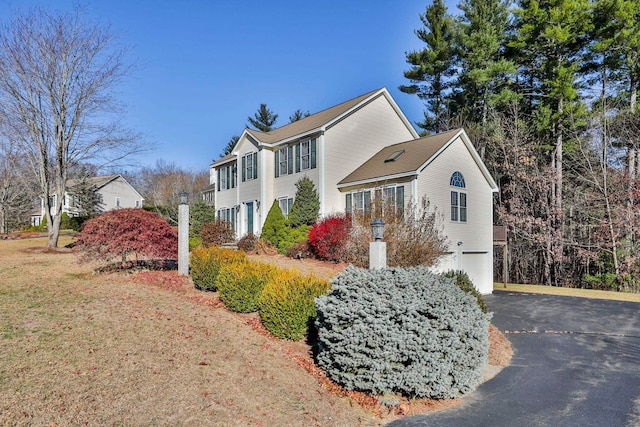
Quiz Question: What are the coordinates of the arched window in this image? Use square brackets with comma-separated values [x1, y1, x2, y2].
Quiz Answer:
[450, 171, 466, 188]
[450, 172, 467, 222]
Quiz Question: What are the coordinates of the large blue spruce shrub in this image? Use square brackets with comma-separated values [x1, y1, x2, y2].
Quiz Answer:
[315, 266, 491, 399]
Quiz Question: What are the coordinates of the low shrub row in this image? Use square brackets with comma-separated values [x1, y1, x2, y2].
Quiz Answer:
[191, 246, 330, 340]
[190, 246, 247, 291]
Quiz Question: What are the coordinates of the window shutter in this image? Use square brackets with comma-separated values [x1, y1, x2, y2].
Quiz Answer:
[217, 169, 221, 191]
[226, 166, 230, 189]
[253, 152, 258, 179]
[287, 145, 293, 175]
[345, 194, 352, 213]
[242, 156, 246, 182]
[274, 150, 280, 178]
[311, 138, 317, 169]
[295, 143, 301, 173]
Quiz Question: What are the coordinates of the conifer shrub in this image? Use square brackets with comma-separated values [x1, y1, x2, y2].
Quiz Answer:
[258, 270, 331, 340]
[308, 214, 351, 262]
[190, 246, 247, 291]
[315, 266, 491, 399]
[275, 224, 310, 254]
[216, 261, 278, 313]
[261, 200, 286, 247]
[200, 219, 235, 247]
[443, 270, 488, 314]
[288, 176, 320, 227]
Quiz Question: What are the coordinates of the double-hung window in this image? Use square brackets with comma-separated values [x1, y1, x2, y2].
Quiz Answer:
[217, 207, 237, 231]
[278, 197, 294, 219]
[345, 190, 371, 216]
[276, 138, 317, 177]
[217, 164, 237, 191]
[450, 172, 467, 223]
[242, 152, 258, 182]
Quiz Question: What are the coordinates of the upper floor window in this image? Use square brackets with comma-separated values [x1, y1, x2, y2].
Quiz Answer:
[275, 138, 317, 178]
[278, 146, 292, 176]
[242, 152, 258, 182]
[450, 172, 467, 222]
[450, 171, 466, 188]
[217, 163, 237, 191]
[115, 197, 121, 208]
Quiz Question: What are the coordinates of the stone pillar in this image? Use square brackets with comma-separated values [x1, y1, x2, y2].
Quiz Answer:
[178, 203, 189, 275]
[369, 242, 387, 270]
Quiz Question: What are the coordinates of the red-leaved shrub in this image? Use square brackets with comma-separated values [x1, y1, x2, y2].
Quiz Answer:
[200, 219, 235, 247]
[75, 208, 177, 264]
[308, 214, 351, 262]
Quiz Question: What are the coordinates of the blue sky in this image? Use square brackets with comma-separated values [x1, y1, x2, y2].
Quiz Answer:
[0, 0, 461, 172]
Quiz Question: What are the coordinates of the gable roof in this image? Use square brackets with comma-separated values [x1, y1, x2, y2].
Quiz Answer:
[211, 88, 418, 168]
[245, 88, 383, 145]
[66, 174, 144, 199]
[67, 174, 120, 190]
[338, 128, 499, 192]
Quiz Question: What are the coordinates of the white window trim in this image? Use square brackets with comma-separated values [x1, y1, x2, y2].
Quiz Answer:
[278, 147, 288, 176]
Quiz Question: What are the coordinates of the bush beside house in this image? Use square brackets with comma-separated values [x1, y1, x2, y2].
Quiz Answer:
[315, 266, 491, 399]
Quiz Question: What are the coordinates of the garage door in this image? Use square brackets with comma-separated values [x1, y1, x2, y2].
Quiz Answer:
[461, 252, 489, 294]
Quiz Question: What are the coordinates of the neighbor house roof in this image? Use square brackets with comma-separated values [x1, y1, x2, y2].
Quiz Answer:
[211, 153, 236, 168]
[67, 174, 120, 190]
[338, 129, 461, 187]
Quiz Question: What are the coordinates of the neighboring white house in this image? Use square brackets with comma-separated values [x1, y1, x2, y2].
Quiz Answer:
[31, 174, 144, 226]
[208, 88, 498, 293]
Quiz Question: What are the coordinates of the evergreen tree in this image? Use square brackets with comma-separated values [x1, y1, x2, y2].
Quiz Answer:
[260, 199, 286, 247]
[221, 135, 239, 157]
[456, 0, 515, 127]
[510, 0, 593, 285]
[71, 175, 102, 217]
[190, 200, 216, 234]
[289, 109, 310, 123]
[400, 0, 457, 134]
[288, 176, 320, 227]
[247, 104, 278, 132]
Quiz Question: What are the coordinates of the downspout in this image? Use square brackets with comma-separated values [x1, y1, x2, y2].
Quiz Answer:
[259, 147, 267, 235]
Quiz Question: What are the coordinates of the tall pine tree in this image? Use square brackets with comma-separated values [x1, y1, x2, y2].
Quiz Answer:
[247, 104, 278, 132]
[510, 0, 593, 285]
[401, 0, 457, 134]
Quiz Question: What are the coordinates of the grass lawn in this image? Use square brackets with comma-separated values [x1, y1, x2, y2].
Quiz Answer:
[494, 282, 640, 303]
[0, 237, 380, 426]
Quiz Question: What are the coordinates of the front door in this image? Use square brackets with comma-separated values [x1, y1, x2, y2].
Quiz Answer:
[246, 202, 253, 234]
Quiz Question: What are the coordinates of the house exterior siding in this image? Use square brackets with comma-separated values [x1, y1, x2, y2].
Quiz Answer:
[416, 136, 495, 293]
[323, 95, 416, 214]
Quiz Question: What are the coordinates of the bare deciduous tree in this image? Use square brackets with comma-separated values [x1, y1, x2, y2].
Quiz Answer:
[0, 7, 146, 247]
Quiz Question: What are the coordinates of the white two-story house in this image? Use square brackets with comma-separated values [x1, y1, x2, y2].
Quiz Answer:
[208, 88, 498, 293]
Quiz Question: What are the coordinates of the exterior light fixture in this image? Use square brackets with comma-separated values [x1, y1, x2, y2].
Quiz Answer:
[371, 218, 385, 242]
[179, 191, 188, 205]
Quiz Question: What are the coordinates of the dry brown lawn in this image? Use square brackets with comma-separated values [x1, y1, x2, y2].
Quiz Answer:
[0, 238, 511, 426]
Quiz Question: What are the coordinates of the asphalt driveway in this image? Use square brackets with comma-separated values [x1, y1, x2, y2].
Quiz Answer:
[388, 291, 640, 427]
